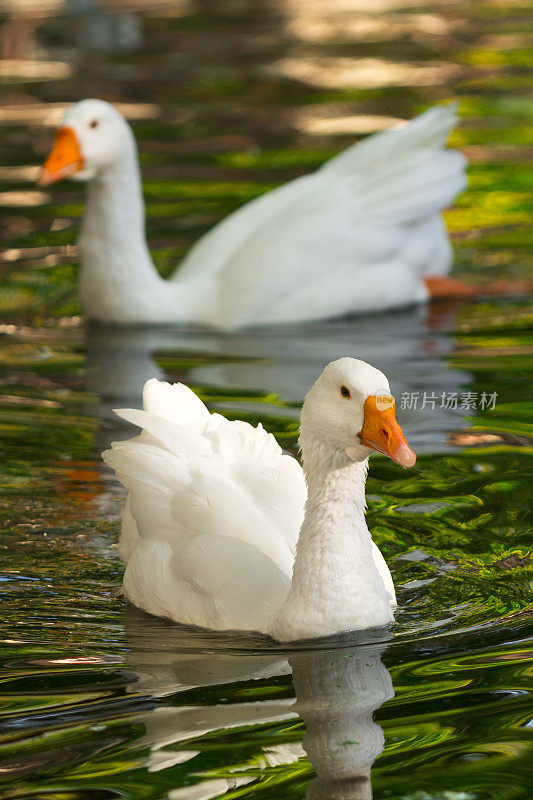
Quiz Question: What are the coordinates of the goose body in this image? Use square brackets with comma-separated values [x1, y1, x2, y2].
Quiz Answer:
[103, 358, 416, 641]
[41, 101, 466, 329]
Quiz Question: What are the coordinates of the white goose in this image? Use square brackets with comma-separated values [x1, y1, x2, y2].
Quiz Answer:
[40, 99, 466, 328]
[103, 357, 416, 642]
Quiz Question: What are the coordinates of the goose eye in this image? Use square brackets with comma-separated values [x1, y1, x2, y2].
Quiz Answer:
[340, 385, 351, 399]
[89, 119, 99, 129]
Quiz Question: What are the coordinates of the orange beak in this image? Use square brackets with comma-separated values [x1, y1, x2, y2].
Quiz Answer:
[38, 126, 83, 186]
[358, 394, 416, 468]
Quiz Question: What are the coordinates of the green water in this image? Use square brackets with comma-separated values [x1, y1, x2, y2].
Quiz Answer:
[0, 1, 532, 798]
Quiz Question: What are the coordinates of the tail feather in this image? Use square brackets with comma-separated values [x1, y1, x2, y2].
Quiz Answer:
[142, 379, 210, 428]
[103, 441, 187, 496]
[321, 104, 459, 179]
[114, 408, 210, 460]
[354, 150, 466, 224]
[103, 442, 191, 545]
[320, 104, 466, 225]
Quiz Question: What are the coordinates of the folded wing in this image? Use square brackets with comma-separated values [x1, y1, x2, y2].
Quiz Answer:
[103, 379, 306, 633]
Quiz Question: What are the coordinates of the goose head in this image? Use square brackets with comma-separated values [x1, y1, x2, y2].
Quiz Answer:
[39, 99, 134, 185]
[300, 357, 416, 469]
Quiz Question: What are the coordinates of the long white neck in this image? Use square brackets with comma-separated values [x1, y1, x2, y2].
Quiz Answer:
[271, 441, 393, 642]
[76, 135, 210, 324]
[78, 135, 168, 322]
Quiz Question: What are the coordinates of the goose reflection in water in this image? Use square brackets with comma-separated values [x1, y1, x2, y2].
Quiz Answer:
[292, 646, 393, 800]
[86, 299, 472, 453]
[123, 609, 393, 800]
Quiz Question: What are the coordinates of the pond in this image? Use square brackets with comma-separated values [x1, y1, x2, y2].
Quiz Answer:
[0, 1, 532, 798]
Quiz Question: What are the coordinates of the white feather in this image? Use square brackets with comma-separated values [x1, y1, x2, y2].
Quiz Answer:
[103, 379, 306, 632]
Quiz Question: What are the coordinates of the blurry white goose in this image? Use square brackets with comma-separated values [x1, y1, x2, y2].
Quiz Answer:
[103, 357, 416, 641]
[40, 99, 466, 328]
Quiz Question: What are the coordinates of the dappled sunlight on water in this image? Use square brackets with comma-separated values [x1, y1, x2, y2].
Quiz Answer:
[0, 0, 532, 798]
